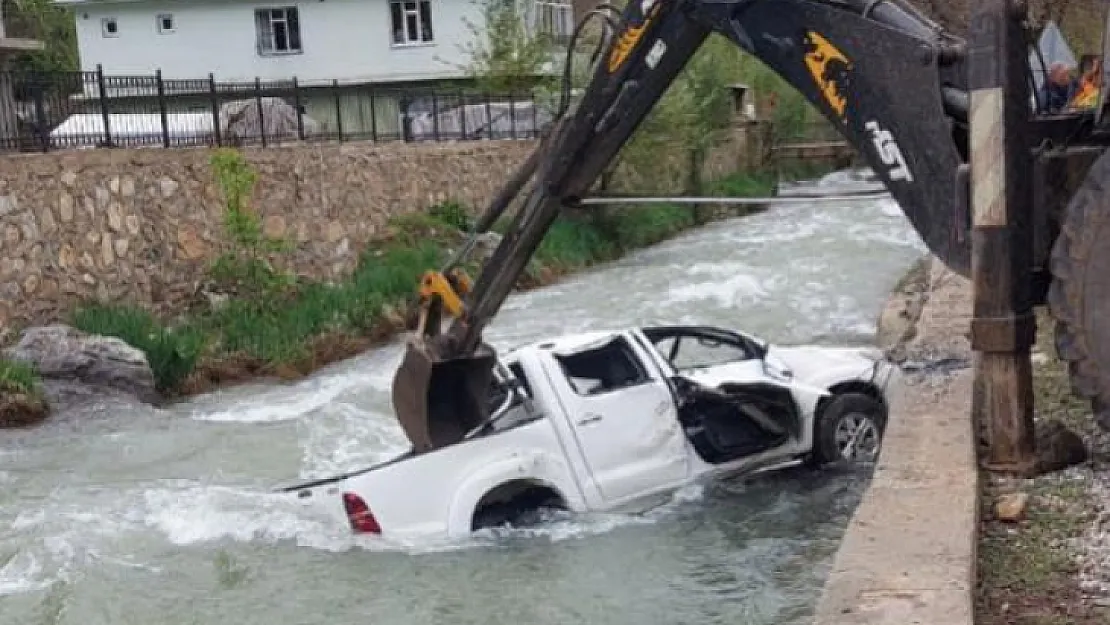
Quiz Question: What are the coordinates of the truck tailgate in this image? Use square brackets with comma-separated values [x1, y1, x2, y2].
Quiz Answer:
[280, 418, 580, 540]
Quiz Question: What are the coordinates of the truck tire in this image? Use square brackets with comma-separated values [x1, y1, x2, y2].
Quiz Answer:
[808, 392, 887, 467]
[471, 484, 566, 532]
[1048, 148, 1110, 430]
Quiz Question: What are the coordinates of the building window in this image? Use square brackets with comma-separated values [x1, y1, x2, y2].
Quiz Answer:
[390, 0, 433, 45]
[101, 17, 119, 37]
[534, 0, 572, 44]
[157, 13, 174, 33]
[255, 7, 302, 55]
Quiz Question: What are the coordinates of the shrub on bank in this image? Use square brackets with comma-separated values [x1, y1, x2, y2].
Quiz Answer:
[71, 304, 206, 393]
[203, 239, 444, 367]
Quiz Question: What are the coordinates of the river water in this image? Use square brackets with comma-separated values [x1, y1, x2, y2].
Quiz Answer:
[0, 171, 926, 625]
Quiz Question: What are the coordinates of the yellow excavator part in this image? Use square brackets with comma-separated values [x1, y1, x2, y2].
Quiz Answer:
[392, 264, 494, 454]
[416, 269, 471, 320]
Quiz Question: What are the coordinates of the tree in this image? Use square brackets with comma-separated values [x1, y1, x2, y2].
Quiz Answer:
[613, 33, 817, 194]
[2, 0, 79, 73]
[454, 0, 562, 94]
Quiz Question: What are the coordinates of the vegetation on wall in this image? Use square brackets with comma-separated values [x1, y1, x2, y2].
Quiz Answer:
[0, 358, 41, 398]
[207, 148, 295, 300]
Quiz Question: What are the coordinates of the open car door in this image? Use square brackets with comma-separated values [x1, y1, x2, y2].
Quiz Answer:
[641, 325, 804, 445]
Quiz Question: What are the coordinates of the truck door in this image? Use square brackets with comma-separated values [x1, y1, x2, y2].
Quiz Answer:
[542, 335, 690, 504]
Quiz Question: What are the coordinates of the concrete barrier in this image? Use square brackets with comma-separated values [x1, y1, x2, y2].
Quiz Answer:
[812, 257, 978, 625]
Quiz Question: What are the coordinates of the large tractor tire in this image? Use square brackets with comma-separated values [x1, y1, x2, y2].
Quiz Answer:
[1048, 148, 1110, 430]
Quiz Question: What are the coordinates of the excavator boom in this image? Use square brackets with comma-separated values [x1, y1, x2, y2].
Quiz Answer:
[392, 0, 972, 454]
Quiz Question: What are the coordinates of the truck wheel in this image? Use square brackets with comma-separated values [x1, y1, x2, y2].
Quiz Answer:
[808, 392, 887, 467]
[1049, 148, 1110, 430]
[471, 484, 566, 532]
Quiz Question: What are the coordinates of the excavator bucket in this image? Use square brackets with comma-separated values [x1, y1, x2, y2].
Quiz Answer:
[391, 338, 498, 454]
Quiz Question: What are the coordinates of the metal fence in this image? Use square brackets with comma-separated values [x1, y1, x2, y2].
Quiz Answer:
[0, 67, 551, 153]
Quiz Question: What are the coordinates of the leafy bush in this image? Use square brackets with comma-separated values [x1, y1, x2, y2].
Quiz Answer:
[534, 218, 616, 270]
[706, 171, 777, 198]
[72, 304, 206, 393]
[208, 148, 294, 300]
[427, 200, 474, 232]
[607, 204, 696, 250]
[204, 241, 442, 367]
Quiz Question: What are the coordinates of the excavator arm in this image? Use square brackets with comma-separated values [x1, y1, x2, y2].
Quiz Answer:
[392, 0, 972, 454]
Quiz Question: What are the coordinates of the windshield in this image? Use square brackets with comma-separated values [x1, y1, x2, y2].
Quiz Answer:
[643, 327, 758, 371]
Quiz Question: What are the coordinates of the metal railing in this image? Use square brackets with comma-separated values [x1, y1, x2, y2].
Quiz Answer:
[0, 66, 551, 153]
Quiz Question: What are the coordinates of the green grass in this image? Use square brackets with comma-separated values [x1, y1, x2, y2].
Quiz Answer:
[202, 241, 443, 366]
[71, 304, 207, 393]
[0, 358, 42, 397]
[705, 170, 778, 197]
[66, 168, 809, 396]
[604, 203, 697, 250]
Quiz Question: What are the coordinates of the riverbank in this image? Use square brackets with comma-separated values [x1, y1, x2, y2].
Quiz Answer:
[2, 158, 830, 424]
[813, 254, 978, 625]
[70, 199, 730, 399]
[816, 251, 1110, 624]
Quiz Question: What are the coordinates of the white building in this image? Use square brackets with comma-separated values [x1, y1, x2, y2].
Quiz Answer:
[54, 0, 574, 84]
[47, 0, 575, 144]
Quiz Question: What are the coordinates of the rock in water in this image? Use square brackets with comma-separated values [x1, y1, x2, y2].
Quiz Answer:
[3, 325, 159, 405]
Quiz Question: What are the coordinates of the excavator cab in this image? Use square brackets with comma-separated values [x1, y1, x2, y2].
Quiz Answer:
[1096, 10, 1110, 127]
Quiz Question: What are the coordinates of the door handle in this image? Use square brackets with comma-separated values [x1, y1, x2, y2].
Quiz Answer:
[577, 413, 604, 426]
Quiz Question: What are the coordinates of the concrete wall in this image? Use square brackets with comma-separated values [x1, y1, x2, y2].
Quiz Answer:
[60, 0, 485, 82]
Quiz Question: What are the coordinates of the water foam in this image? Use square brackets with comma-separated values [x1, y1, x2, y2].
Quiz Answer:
[188, 375, 358, 423]
[184, 344, 405, 425]
[0, 474, 713, 590]
[0, 551, 51, 597]
[665, 273, 771, 309]
[132, 481, 692, 556]
[296, 401, 410, 480]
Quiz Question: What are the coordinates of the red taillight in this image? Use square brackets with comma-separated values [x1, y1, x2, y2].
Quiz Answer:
[342, 492, 382, 534]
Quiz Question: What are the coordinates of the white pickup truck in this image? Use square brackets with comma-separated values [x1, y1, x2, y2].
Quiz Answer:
[283, 324, 897, 541]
